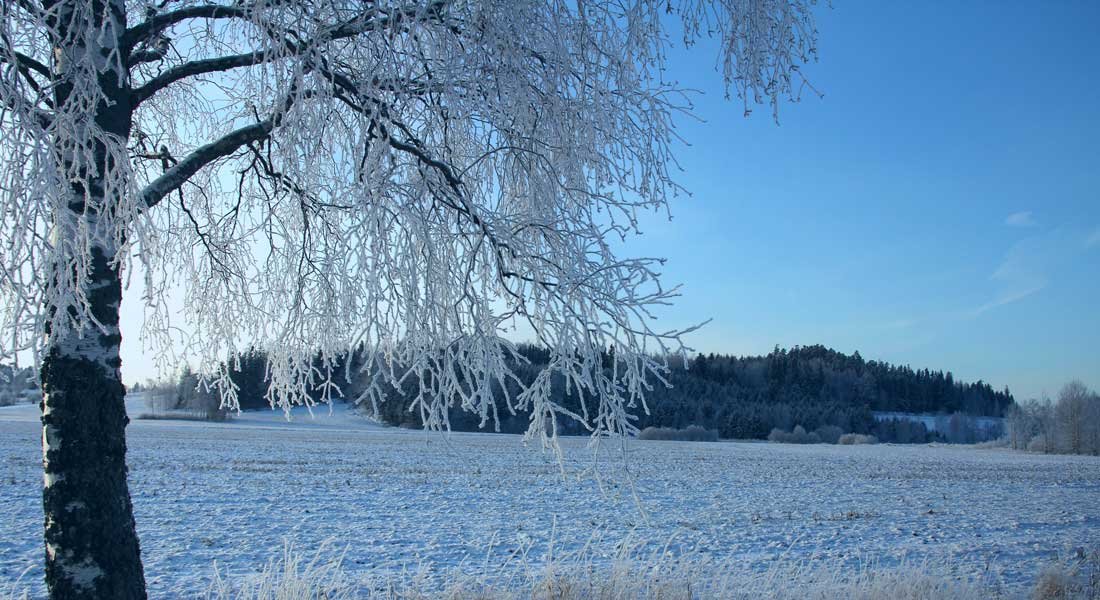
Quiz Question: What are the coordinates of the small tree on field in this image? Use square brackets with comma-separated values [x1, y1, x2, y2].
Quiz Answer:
[1, 0, 819, 597]
[1005, 402, 1034, 450]
[1055, 380, 1090, 455]
[1034, 397, 1057, 454]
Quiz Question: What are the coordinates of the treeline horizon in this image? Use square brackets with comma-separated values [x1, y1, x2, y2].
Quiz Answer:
[625, 344, 1013, 442]
[141, 344, 1017, 444]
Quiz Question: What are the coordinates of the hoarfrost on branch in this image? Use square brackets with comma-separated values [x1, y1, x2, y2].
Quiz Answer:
[0, 0, 817, 442]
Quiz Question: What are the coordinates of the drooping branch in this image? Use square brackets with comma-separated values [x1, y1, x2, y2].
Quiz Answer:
[139, 82, 313, 208]
[139, 119, 274, 209]
[0, 38, 51, 98]
[131, 50, 271, 106]
[0, 78, 52, 127]
[319, 61, 571, 297]
[330, 80, 566, 322]
[130, 2, 450, 107]
[5, 50, 49, 79]
[122, 4, 251, 52]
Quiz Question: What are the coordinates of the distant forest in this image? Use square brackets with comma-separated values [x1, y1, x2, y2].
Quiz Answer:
[0, 364, 36, 406]
[166, 344, 1014, 443]
[636, 345, 1013, 441]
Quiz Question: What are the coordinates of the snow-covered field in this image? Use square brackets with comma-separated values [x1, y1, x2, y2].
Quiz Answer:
[1, 397, 1098, 597]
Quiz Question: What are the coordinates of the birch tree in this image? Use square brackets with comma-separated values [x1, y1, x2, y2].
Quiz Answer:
[1055, 380, 1095, 455]
[0, 0, 819, 597]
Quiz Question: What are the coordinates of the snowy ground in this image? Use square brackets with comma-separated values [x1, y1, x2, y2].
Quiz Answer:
[1, 397, 1098, 597]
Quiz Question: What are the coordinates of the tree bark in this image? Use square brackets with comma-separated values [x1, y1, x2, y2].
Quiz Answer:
[39, 0, 147, 597]
[41, 243, 146, 599]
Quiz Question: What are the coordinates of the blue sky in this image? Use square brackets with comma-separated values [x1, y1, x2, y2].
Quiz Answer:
[625, 1, 1100, 400]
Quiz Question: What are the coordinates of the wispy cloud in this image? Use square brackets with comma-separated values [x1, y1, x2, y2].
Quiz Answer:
[971, 228, 1085, 316]
[1004, 211, 1037, 227]
[971, 248, 1047, 315]
[972, 284, 1046, 316]
[1087, 226, 1100, 249]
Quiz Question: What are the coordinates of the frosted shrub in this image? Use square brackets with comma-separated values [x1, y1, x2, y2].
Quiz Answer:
[768, 426, 878, 445]
[838, 433, 879, 445]
[637, 426, 719, 442]
[768, 425, 821, 444]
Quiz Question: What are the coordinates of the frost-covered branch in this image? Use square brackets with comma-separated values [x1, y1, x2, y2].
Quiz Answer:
[131, 51, 272, 106]
[140, 117, 274, 209]
[3, 49, 49, 78]
[2, 0, 820, 450]
[122, 4, 252, 52]
[130, 2, 450, 106]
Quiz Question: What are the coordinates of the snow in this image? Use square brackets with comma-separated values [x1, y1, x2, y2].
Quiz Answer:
[1, 397, 1098, 597]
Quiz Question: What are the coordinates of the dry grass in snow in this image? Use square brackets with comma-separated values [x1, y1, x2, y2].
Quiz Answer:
[201, 542, 1100, 600]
